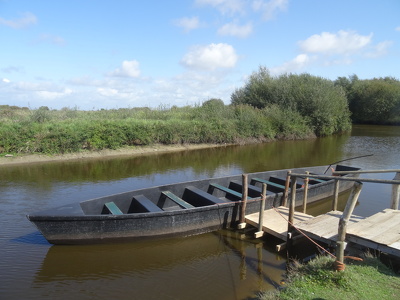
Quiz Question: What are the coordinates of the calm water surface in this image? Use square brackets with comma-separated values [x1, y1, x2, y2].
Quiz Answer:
[0, 125, 399, 299]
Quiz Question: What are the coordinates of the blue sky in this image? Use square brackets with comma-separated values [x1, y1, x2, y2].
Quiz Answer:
[1, 0, 399, 110]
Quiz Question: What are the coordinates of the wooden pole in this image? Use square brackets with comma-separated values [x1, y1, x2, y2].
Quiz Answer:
[336, 182, 363, 265]
[302, 171, 309, 213]
[238, 174, 248, 229]
[283, 171, 291, 207]
[286, 176, 297, 257]
[332, 179, 339, 211]
[288, 176, 297, 228]
[391, 172, 400, 210]
[254, 183, 267, 238]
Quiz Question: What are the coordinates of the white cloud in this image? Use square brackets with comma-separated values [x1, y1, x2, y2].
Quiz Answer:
[196, 0, 245, 15]
[110, 60, 141, 78]
[14, 81, 73, 99]
[181, 43, 238, 71]
[218, 22, 253, 38]
[299, 30, 372, 55]
[270, 54, 312, 75]
[174, 16, 200, 32]
[365, 40, 393, 58]
[97, 87, 144, 101]
[36, 88, 73, 100]
[2, 78, 11, 83]
[0, 12, 37, 29]
[271, 29, 391, 75]
[396, 26, 400, 32]
[97, 88, 119, 97]
[252, 0, 288, 21]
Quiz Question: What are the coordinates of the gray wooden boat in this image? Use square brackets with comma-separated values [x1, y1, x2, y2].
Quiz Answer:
[27, 164, 359, 244]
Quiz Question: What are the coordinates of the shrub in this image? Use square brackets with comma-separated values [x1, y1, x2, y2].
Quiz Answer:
[231, 67, 352, 136]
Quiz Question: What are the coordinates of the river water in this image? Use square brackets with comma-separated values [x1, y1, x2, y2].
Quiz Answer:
[0, 125, 399, 299]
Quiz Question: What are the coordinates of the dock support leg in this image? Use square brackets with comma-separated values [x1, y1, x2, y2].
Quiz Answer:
[282, 171, 291, 207]
[336, 182, 363, 267]
[332, 179, 339, 211]
[286, 176, 297, 258]
[254, 183, 267, 238]
[238, 174, 248, 229]
[302, 171, 309, 213]
[391, 172, 400, 210]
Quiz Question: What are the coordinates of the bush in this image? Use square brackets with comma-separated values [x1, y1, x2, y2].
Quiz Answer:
[231, 67, 352, 136]
[348, 77, 400, 124]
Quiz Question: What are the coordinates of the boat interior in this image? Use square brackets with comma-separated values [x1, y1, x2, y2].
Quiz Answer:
[98, 173, 330, 216]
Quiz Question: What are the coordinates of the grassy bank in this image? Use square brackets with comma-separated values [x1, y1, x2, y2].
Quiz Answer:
[0, 103, 316, 156]
[261, 254, 400, 300]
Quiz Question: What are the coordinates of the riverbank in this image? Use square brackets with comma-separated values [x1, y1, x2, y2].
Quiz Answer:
[260, 255, 400, 299]
[0, 143, 232, 166]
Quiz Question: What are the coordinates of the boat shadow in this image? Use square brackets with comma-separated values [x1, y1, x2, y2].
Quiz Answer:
[11, 231, 51, 245]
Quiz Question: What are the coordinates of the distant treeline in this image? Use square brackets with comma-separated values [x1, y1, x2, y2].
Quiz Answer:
[334, 74, 400, 125]
[1, 66, 399, 155]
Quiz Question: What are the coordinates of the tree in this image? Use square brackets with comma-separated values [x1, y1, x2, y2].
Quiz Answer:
[231, 67, 351, 135]
[350, 78, 400, 124]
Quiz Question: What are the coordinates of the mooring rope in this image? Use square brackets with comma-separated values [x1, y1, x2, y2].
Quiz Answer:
[272, 206, 337, 259]
[271, 206, 362, 271]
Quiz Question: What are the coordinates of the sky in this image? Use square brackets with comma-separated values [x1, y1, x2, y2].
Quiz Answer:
[1, 0, 399, 110]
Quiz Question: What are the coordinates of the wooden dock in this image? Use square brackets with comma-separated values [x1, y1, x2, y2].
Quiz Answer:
[245, 206, 313, 240]
[245, 207, 400, 257]
[243, 169, 400, 260]
[345, 209, 400, 257]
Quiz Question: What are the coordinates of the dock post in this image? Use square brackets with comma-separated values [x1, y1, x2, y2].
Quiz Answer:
[391, 172, 400, 210]
[238, 174, 248, 229]
[336, 182, 363, 266]
[302, 171, 309, 213]
[286, 176, 297, 257]
[283, 171, 291, 207]
[288, 176, 297, 229]
[254, 183, 267, 238]
[332, 179, 339, 211]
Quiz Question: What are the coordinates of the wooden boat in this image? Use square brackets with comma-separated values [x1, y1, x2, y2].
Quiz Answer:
[27, 164, 359, 245]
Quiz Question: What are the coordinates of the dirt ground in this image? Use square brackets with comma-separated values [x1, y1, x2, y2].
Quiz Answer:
[0, 144, 229, 166]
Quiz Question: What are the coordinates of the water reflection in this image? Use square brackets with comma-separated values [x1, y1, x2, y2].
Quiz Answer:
[0, 133, 352, 187]
[32, 231, 286, 300]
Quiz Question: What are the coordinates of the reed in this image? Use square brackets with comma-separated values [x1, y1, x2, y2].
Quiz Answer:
[0, 102, 327, 155]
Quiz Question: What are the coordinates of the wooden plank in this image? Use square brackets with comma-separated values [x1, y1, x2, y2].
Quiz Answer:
[295, 212, 361, 245]
[347, 210, 400, 240]
[162, 191, 194, 209]
[246, 205, 400, 258]
[347, 209, 400, 252]
[251, 178, 286, 189]
[245, 206, 313, 240]
[134, 195, 163, 212]
[104, 202, 123, 215]
[296, 212, 342, 243]
[209, 183, 245, 199]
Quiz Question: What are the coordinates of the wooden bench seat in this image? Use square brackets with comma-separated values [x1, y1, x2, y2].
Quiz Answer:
[161, 191, 194, 209]
[308, 173, 327, 183]
[182, 186, 227, 206]
[131, 195, 163, 213]
[251, 177, 286, 190]
[104, 201, 123, 215]
[228, 180, 274, 198]
[208, 183, 248, 199]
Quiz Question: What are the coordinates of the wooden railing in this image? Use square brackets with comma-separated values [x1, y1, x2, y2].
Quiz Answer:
[286, 169, 400, 264]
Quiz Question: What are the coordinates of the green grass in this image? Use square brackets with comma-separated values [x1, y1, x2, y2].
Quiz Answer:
[0, 104, 317, 156]
[260, 254, 400, 300]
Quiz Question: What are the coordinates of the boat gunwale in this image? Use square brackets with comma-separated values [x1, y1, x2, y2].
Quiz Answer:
[26, 165, 359, 221]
